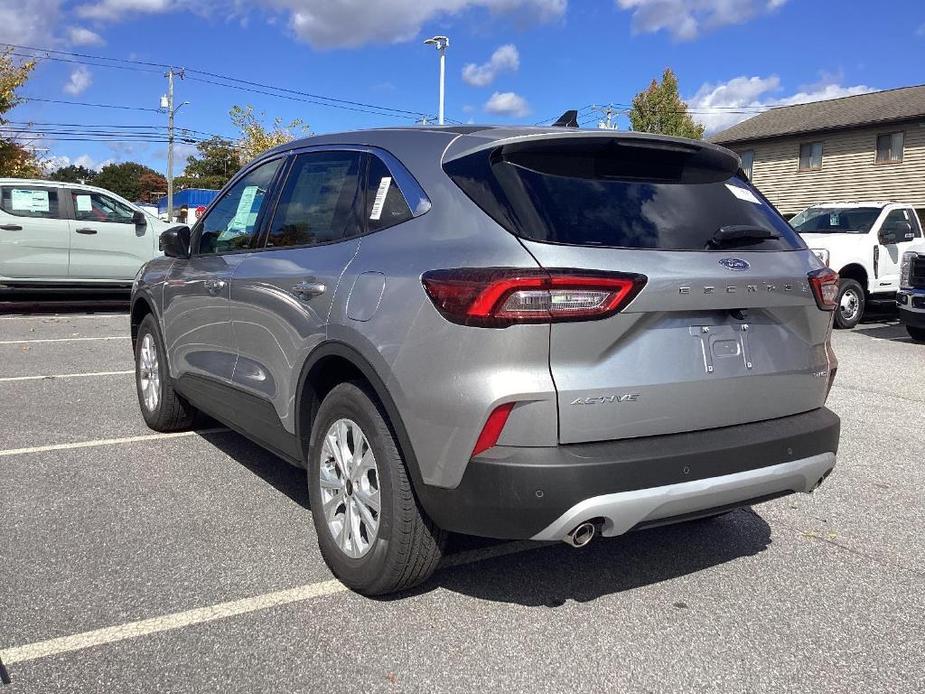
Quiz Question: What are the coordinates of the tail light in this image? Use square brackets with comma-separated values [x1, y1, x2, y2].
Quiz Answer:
[421, 268, 647, 327]
[808, 268, 839, 311]
[471, 402, 515, 457]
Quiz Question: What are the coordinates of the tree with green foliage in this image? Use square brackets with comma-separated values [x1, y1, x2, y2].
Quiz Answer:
[177, 135, 239, 190]
[230, 105, 310, 163]
[0, 49, 40, 177]
[628, 68, 704, 140]
[93, 162, 166, 202]
[49, 164, 98, 184]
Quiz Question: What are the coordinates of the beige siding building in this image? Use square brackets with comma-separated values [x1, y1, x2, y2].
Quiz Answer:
[711, 85, 925, 217]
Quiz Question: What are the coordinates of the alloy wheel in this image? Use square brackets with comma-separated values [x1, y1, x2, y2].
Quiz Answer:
[138, 333, 160, 412]
[319, 418, 381, 559]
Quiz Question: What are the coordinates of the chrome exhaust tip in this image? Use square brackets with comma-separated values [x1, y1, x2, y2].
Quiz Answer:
[565, 521, 595, 548]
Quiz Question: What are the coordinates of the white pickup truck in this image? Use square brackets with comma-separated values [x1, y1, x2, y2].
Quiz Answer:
[790, 201, 925, 328]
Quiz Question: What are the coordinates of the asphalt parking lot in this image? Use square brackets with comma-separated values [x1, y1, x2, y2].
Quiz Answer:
[0, 299, 923, 693]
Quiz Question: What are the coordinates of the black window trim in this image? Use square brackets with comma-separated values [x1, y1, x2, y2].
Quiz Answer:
[0, 184, 67, 220]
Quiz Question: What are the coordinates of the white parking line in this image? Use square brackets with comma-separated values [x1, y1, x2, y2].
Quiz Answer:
[0, 580, 346, 665]
[0, 370, 134, 383]
[0, 428, 230, 458]
[0, 541, 546, 666]
[0, 314, 127, 321]
[0, 336, 129, 345]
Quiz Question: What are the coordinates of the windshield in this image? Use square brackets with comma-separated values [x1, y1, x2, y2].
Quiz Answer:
[790, 207, 881, 234]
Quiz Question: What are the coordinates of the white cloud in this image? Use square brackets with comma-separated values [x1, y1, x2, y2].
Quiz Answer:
[67, 26, 106, 45]
[484, 90, 530, 117]
[75, 0, 175, 21]
[616, 0, 787, 40]
[42, 153, 110, 173]
[688, 74, 875, 134]
[0, 0, 62, 45]
[462, 44, 519, 87]
[63, 66, 93, 95]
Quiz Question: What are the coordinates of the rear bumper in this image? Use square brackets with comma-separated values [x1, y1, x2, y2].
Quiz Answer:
[418, 408, 840, 540]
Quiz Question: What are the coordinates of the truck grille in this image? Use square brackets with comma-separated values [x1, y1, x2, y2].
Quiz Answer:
[912, 255, 925, 289]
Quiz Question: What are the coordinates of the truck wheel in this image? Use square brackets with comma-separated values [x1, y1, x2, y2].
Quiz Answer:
[907, 325, 925, 343]
[834, 279, 865, 329]
[135, 314, 197, 432]
[307, 381, 445, 596]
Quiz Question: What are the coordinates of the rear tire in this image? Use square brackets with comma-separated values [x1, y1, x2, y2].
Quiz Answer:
[907, 325, 925, 343]
[834, 279, 865, 329]
[307, 382, 445, 596]
[134, 314, 196, 432]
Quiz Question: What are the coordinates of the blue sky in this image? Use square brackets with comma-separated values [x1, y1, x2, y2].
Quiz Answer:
[5, 0, 925, 174]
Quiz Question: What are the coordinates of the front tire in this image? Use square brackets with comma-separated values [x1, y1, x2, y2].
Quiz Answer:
[307, 382, 445, 595]
[834, 279, 865, 329]
[907, 325, 925, 343]
[134, 314, 196, 432]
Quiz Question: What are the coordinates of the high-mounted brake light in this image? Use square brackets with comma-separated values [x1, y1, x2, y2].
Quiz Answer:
[421, 268, 647, 327]
[808, 268, 839, 311]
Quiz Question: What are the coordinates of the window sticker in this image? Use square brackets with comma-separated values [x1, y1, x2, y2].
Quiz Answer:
[11, 189, 50, 212]
[369, 176, 392, 220]
[229, 185, 259, 230]
[75, 194, 92, 212]
[724, 183, 761, 205]
[829, 213, 840, 226]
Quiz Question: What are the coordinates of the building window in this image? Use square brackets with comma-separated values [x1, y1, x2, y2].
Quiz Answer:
[798, 142, 823, 171]
[739, 150, 754, 180]
[876, 132, 904, 164]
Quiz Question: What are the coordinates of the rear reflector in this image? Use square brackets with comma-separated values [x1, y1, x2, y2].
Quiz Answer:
[808, 268, 839, 311]
[471, 402, 515, 457]
[422, 268, 647, 327]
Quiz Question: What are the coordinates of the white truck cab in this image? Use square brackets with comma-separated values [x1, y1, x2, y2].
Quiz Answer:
[791, 201, 925, 328]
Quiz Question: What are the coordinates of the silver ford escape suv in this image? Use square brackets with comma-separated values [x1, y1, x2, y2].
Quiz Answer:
[130, 126, 841, 595]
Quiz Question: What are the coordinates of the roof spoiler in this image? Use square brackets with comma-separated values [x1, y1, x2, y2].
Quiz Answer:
[551, 110, 579, 128]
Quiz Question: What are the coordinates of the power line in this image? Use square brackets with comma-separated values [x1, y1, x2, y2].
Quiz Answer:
[18, 96, 163, 113]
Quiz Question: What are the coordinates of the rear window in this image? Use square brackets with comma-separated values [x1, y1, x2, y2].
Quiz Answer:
[444, 140, 803, 251]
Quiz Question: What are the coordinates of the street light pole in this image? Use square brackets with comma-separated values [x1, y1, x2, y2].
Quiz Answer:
[162, 68, 186, 222]
[424, 36, 449, 125]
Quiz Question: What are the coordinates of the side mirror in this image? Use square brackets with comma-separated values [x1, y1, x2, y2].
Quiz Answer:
[132, 210, 147, 226]
[879, 221, 910, 244]
[160, 225, 191, 259]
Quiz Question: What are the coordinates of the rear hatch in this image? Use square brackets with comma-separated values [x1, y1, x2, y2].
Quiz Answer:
[445, 132, 834, 444]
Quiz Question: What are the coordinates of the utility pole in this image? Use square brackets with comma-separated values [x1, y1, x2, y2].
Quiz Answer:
[591, 104, 619, 130]
[161, 68, 187, 223]
[424, 36, 449, 125]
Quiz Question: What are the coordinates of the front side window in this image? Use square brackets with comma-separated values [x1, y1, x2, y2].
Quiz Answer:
[72, 191, 135, 224]
[739, 150, 755, 180]
[883, 208, 921, 239]
[798, 142, 823, 171]
[197, 158, 281, 254]
[1, 187, 61, 219]
[266, 151, 362, 248]
[790, 206, 881, 234]
[876, 132, 903, 163]
[366, 155, 413, 231]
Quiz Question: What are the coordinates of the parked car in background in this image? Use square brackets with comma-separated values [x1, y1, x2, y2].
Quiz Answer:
[131, 127, 841, 595]
[790, 201, 925, 328]
[0, 178, 168, 289]
[898, 250, 925, 342]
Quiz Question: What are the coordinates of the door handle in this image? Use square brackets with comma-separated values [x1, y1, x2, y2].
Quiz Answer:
[0, 224, 22, 231]
[203, 279, 226, 295]
[291, 279, 326, 300]
[75, 228, 98, 235]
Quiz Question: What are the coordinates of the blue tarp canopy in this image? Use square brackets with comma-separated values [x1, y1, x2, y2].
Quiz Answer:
[157, 188, 219, 214]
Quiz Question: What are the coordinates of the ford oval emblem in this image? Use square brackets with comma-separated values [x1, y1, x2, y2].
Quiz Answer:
[719, 257, 750, 272]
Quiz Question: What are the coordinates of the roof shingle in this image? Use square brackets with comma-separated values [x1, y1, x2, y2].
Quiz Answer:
[710, 84, 925, 145]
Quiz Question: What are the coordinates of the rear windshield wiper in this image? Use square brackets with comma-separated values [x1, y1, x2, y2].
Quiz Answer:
[707, 225, 780, 249]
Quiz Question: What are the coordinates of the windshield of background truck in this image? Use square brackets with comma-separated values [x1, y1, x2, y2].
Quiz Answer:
[791, 206, 881, 234]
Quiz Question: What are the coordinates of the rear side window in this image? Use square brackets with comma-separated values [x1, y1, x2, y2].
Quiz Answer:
[266, 151, 363, 248]
[444, 140, 803, 251]
[366, 154, 413, 231]
[1, 187, 61, 219]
